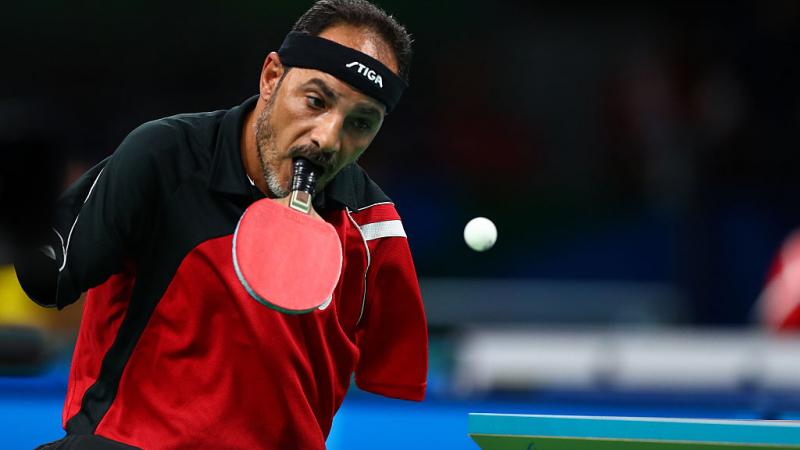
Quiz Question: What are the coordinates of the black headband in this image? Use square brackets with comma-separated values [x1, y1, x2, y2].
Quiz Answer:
[278, 32, 407, 113]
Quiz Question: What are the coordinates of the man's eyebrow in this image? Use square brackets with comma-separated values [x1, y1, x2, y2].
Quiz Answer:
[302, 77, 384, 118]
[354, 105, 382, 119]
[302, 78, 338, 101]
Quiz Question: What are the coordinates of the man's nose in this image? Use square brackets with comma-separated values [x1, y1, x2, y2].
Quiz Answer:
[310, 114, 343, 155]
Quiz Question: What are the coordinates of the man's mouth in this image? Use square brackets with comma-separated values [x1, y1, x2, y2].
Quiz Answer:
[292, 157, 326, 178]
[289, 151, 334, 179]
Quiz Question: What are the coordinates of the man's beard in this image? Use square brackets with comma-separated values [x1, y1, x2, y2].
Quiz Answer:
[254, 102, 290, 198]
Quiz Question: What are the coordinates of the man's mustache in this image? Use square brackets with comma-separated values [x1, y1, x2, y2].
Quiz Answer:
[289, 145, 336, 175]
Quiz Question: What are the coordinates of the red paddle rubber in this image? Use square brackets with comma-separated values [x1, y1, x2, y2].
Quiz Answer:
[233, 198, 342, 314]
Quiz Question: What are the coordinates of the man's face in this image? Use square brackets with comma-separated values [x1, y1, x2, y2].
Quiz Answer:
[254, 25, 398, 197]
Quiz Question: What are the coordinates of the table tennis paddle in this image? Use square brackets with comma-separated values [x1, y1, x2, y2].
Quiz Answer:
[232, 158, 342, 314]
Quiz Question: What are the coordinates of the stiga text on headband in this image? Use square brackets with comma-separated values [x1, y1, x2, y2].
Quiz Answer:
[278, 32, 407, 113]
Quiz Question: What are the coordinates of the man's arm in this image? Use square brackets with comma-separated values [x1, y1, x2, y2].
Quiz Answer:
[15, 121, 170, 309]
[352, 206, 428, 401]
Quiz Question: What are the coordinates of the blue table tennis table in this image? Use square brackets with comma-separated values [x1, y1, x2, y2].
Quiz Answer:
[469, 414, 800, 449]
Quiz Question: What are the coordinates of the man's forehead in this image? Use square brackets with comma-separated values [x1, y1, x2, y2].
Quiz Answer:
[276, 26, 405, 113]
[316, 24, 399, 75]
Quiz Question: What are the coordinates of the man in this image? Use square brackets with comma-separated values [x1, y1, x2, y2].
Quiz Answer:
[15, 1, 428, 448]
[757, 229, 800, 331]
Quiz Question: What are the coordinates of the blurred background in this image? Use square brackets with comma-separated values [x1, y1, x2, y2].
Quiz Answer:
[1, 0, 799, 448]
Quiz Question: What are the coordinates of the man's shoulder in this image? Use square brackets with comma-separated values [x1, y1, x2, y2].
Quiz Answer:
[125, 109, 227, 155]
[336, 165, 408, 240]
[328, 164, 395, 212]
[112, 109, 230, 178]
[158, 109, 229, 133]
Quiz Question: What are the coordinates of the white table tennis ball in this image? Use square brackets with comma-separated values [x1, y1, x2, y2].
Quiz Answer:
[464, 217, 497, 252]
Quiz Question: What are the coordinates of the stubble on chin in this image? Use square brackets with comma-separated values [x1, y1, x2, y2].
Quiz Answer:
[253, 104, 290, 198]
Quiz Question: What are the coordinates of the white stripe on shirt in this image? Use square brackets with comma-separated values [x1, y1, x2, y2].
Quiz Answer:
[359, 220, 406, 241]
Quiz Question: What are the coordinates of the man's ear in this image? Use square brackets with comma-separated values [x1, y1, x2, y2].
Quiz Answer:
[260, 52, 285, 101]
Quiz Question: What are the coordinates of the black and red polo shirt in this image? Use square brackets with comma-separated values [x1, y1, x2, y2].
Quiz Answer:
[26, 95, 428, 449]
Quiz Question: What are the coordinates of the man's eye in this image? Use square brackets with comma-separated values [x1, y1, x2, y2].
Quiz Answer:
[351, 118, 372, 132]
[306, 96, 325, 109]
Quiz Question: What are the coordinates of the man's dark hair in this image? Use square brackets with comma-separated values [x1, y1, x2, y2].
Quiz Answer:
[291, 0, 413, 84]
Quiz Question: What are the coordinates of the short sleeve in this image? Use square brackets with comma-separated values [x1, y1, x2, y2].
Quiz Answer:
[354, 234, 428, 401]
[15, 121, 170, 308]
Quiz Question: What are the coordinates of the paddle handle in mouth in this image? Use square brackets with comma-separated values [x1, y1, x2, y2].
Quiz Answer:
[289, 157, 320, 214]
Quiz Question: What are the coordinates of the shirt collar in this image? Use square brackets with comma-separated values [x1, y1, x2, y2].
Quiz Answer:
[208, 95, 259, 197]
[208, 95, 361, 211]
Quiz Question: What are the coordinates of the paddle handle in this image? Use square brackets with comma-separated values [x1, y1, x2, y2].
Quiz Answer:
[289, 158, 320, 214]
